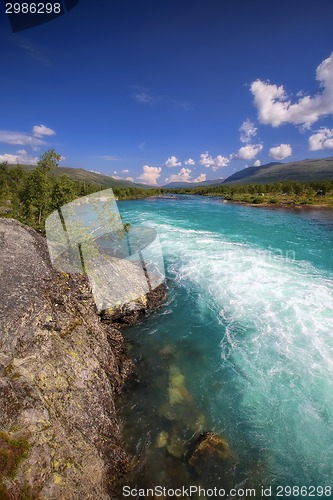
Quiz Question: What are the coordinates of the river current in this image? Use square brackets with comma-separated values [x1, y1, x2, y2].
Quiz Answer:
[117, 196, 333, 498]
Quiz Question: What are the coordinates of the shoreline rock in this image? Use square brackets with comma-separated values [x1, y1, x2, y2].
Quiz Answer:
[0, 218, 165, 499]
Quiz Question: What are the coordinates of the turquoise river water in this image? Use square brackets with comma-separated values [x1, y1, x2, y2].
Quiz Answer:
[116, 196, 333, 499]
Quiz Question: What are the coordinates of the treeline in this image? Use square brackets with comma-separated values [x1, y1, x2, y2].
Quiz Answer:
[0, 149, 166, 232]
[113, 186, 164, 200]
[171, 180, 333, 198]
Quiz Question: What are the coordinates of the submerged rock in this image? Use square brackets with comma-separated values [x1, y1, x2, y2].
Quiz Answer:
[159, 344, 176, 358]
[168, 365, 193, 405]
[0, 219, 165, 499]
[166, 431, 187, 459]
[187, 431, 233, 475]
[155, 431, 169, 448]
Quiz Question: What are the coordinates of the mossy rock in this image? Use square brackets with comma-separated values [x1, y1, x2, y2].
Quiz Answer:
[0, 432, 31, 498]
[0, 432, 30, 479]
[187, 431, 233, 475]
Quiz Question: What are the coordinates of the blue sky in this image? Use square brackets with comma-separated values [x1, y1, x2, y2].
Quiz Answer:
[1, 0, 333, 185]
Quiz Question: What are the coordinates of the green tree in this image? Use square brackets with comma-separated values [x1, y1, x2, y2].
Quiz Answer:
[22, 150, 61, 227]
[51, 175, 76, 210]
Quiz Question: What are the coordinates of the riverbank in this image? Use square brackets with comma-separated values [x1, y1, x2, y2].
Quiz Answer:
[0, 218, 166, 499]
[222, 197, 333, 209]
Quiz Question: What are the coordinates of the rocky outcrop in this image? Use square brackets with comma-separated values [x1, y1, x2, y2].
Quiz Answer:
[100, 284, 166, 328]
[0, 218, 164, 499]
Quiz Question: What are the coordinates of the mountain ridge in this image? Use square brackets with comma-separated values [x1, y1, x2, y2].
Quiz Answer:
[6, 163, 152, 189]
[222, 157, 333, 185]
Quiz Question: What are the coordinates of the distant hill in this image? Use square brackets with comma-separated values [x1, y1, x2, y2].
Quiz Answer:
[6, 163, 151, 189]
[223, 157, 333, 185]
[162, 178, 225, 188]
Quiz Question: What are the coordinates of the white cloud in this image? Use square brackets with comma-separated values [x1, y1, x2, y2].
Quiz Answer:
[193, 173, 206, 183]
[138, 165, 161, 185]
[0, 125, 56, 148]
[125, 176, 134, 182]
[165, 155, 181, 167]
[165, 168, 191, 183]
[269, 143, 292, 160]
[237, 144, 263, 160]
[254, 159, 261, 167]
[0, 130, 45, 147]
[32, 124, 56, 137]
[0, 149, 38, 165]
[199, 151, 229, 171]
[250, 52, 333, 128]
[199, 152, 215, 168]
[122, 169, 129, 173]
[308, 128, 333, 150]
[239, 119, 257, 143]
[185, 158, 195, 165]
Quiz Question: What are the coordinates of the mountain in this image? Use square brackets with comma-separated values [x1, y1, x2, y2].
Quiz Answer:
[6, 163, 151, 189]
[223, 157, 333, 185]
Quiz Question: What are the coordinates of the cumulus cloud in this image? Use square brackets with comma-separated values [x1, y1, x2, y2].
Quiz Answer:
[165, 168, 191, 183]
[32, 124, 56, 137]
[125, 176, 134, 182]
[239, 119, 257, 143]
[122, 169, 129, 173]
[138, 165, 161, 185]
[165, 155, 181, 167]
[250, 52, 333, 128]
[269, 143, 292, 160]
[0, 149, 38, 165]
[308, 128, 333, 150]
[193, 173, 206, 182]
[237, 144, 263, 160]
[185, 158, 195, 165]
[254, 159, 261, 167]
[199, 151, 229, 171]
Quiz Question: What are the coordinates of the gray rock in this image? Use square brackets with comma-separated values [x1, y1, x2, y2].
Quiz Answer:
[0, 218, 164, 499]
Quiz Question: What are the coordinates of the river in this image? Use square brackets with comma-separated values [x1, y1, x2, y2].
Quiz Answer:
[116, 196, 333, 499]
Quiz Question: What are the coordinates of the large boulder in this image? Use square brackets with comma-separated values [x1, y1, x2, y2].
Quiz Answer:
[0, 219, 164, 499]
[187, 431, 236, 486]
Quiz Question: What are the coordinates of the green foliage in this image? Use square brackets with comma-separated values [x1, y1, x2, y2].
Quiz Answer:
[0, 151, 104, 231]
[0, 150, 165, 232]
[167, 179, 333, 207]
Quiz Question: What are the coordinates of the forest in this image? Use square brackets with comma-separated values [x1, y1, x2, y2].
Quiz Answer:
[1, 149, 333, 234]
[0, 150, 164, 232]
[171, 179, 333, 206]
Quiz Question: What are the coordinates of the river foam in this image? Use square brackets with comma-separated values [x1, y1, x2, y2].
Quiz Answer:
[119, 197, 333, 489]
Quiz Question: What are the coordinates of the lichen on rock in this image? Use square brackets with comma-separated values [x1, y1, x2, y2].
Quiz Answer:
[0, 218, 165, 499]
